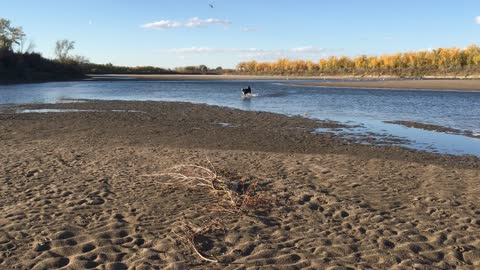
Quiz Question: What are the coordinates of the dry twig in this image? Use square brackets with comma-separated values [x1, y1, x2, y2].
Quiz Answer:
[143, 159, 274, 263]
[172, 219, 225, 263]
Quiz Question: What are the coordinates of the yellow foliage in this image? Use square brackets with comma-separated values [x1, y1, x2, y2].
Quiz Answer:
[236, 45, 480, 76]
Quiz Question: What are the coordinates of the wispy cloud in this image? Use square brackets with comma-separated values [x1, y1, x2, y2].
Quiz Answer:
[241, 26, 259, 32]
[166, 47, 269, 54]
[289, 46, 325, 53]
[141, 17, 231, 29]
[162, 46, 333, 61]
[141, 20, 182, 29]
[164, 47, 325, 54]
[476, 16, 480, 24]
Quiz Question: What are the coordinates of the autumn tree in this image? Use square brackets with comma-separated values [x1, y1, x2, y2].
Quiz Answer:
[465, 45, 480, 66]
[236, 45, 480, 77]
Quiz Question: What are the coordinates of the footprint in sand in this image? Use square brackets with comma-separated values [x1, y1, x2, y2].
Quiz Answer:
[22, 212, 163, 269]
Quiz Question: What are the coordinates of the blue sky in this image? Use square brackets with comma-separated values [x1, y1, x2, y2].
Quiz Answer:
[3, 0, 480, 68]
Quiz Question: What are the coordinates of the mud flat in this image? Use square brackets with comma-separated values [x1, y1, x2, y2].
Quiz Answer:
[1, 101, 479, 269]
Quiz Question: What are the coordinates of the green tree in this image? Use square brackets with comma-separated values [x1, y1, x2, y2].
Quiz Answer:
[198, 64, 208, 73]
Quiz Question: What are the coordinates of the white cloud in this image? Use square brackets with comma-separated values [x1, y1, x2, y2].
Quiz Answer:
[141, 17, 231, 29]
[289, 46, 324, 53]
[141, 20, 182, 29]
[164, 47, 325, 55]
[170, 47, 217, 53]
[240, 51, 284, 60]
[166, 47, 268, 54]
[241, 26, 259, 32]
[185, 17, 231, 27]
[476, 16, 480, 24]
[161, 46, 333, 62]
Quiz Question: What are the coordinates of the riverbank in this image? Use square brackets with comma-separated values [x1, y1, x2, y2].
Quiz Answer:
[288, 79, 480, 91]
[4, 73, 480, 85]
[0, 50, 86, 85]
[1, 101, 479, 269]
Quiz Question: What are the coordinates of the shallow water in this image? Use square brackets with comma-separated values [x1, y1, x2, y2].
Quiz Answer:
[1, 80, 479, 156]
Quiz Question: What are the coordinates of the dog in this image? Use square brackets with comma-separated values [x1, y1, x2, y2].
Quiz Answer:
[241, 86, 252, 95]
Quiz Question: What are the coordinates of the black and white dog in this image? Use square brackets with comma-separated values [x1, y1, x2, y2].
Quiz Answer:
[241, 86, 252, 95]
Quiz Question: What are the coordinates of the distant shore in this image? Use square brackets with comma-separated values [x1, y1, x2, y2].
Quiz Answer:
[87, 74, 329, 81]
[287, 79, 480, 91]
[88, 74, 480, 91]
[87, 74, 480, 82]
[4, 73, 480, 85]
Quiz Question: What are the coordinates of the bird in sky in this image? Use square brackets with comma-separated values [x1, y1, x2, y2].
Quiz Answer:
[209, 3, 214, 8]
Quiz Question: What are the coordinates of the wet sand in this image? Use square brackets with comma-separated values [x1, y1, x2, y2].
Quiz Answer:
[1, 101, 479, 269]
[289, 79, 480, 91]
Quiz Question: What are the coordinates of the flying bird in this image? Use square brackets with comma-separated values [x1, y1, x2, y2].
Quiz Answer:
[209, 3, 214, 8]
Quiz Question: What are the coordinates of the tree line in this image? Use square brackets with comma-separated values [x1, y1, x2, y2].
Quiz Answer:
[0, 18, 210, 83]
[0, 19, 87, 82]
[85, 64, 227, 75]
[236, 46, 480, 77]
[1, 18, 226, 83]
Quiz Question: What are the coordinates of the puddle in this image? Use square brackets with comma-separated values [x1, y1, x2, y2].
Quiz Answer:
[316, 119, 480, 156]
[316, 125, 412, 146]
[213, 121, 235, 128]
[16, 109, 145, 113]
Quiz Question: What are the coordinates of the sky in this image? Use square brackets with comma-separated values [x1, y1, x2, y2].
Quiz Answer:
[2, 0, 480, 68]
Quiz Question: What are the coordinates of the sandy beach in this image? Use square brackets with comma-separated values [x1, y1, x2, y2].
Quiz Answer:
[288, 80, 480, 91]
[1, 101, 479, 269]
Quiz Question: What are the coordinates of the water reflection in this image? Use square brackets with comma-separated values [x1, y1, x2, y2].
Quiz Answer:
[317, 119, 480, 156]
[241, 96, 252, 110]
